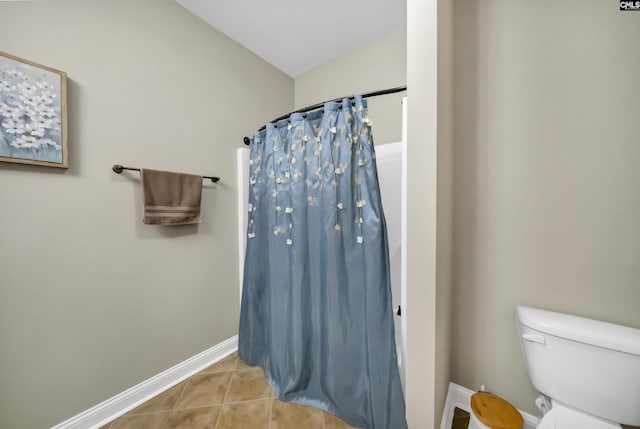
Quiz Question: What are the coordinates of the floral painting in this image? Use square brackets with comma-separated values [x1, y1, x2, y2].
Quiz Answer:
[0, 51, 67, 168]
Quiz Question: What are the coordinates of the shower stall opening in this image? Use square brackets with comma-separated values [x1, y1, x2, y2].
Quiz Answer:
[236, 97, 408, 393]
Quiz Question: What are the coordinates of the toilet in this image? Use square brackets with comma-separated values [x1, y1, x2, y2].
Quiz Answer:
[516, 306, 640, 429]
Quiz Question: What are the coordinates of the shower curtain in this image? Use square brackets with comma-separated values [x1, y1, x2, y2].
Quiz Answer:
[239, 95, 407, 429]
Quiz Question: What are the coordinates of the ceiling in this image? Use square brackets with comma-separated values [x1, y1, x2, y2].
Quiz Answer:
[175, 0, 406, 78]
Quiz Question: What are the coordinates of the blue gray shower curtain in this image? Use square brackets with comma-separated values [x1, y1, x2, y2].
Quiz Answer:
[239, 95, 407, 429]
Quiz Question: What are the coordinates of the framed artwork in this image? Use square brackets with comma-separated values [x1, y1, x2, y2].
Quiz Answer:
[0, 51, 68, 168]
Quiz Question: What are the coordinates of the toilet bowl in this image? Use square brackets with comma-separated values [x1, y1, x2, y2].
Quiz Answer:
[516, 306, 640, 429]
[537, 404, 621, 429]
[469, 411, 490, 429]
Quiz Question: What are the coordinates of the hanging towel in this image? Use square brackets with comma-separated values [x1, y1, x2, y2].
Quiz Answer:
[141, 168, 203, 225]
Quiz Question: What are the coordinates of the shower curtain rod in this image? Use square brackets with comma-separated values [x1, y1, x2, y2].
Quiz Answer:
[243, 85, 407, 145]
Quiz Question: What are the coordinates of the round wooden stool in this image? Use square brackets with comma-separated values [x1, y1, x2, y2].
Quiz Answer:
[469, 392, 524, 429]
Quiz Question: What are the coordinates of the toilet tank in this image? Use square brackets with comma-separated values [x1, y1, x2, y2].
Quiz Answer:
[516, 306, 640, 426]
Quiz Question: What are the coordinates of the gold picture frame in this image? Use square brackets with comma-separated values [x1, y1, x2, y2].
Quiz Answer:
[0, 51, 68, 168]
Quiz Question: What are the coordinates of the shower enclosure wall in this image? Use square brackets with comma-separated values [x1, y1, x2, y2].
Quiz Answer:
[236, 98, 408, 391]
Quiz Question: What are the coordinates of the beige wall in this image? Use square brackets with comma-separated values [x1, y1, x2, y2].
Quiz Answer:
[294, 30, 406, 145]
[406, 0, 438, 427]
[0, 1, 292, 428]
[406, 0, 455, 426]
[452, 0, 640, 415]
[436, 0, 454, 425]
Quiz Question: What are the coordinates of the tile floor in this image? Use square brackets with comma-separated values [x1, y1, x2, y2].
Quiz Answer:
[101, 352, 359, 429]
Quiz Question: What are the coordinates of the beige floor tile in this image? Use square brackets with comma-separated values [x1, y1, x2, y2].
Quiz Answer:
[271, 399, 323, 429]
[216, 399, 270, 429]
[126, 381, 189, 415]
[162, 406, 220, 429]
[200, 354, 238, 374]
[175, 372, 233, 409]
[322, 411, 361, 429]
[109, 412, 168, 429]
[225, 368, 272, 402]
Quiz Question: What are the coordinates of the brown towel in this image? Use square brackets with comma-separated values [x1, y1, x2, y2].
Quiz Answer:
[141, 168, 203, 225]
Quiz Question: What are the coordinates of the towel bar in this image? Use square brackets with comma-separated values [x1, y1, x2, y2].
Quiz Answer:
[112, 165, 220, 183]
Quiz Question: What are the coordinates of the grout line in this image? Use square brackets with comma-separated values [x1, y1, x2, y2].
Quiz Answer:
[212, 405, 223, 429]
[199, 355, 239, 375]
[212, 368, 236, 429]
[171, 378, 191, 410]
[122, 379, 192, 418]
[221, 371, 234, 404]
[172, 396, 271, 413]
[232, 354, 239, 370]
[321, 408, 325, 429]
[113, 398, 179, 422]
[121, 410, 169, 417]
[113, 410, 171, 426]
[157, 410, 171, 429]
[210, 404, 222, 429]
[234, 367, 261, 372]
[167, 377, 192, 413]
[222, 397, 272, 406]
[197, 368, 237, 375]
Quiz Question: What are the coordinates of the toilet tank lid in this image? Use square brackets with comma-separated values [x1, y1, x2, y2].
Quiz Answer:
[517, 306, 640, 356]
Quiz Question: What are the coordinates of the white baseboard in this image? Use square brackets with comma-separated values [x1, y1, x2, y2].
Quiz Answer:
[51, 336, 239, 429]
[439, 382, 540, 429]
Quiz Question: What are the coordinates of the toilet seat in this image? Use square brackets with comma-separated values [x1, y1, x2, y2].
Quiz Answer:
[470, 392, 523, 429]
[538, 405, 621, 429]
